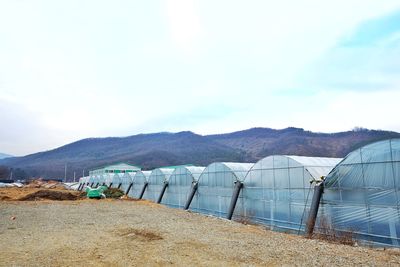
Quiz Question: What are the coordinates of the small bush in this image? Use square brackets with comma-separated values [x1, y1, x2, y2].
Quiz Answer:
[312, 216, 355, 246]
[104, 188, 125, 199]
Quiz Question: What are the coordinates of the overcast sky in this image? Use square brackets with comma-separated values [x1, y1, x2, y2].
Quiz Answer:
[1, 0, 400, 156]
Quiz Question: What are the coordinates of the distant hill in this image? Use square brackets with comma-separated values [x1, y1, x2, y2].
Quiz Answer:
[0, 153, 13, 160]
[1, 127, 399, 180]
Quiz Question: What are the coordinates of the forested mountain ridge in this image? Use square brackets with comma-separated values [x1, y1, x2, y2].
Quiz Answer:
[1, 127, 399, 180]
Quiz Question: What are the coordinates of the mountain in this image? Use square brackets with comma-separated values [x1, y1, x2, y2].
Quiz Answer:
[207, 127, 399, 158]
[0, 153, 13, 160]
[1, 127, 399, 180]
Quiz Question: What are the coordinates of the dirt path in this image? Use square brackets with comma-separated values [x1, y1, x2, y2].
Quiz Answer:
[0, 200, 399, 266]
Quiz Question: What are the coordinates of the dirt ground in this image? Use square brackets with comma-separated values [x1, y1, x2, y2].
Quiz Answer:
[0, 191, 400, 266]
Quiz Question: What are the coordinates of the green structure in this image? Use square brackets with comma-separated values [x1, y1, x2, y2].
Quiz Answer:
[86, 185, 108, 199]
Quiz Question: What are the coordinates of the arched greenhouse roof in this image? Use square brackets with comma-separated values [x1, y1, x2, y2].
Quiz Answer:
[148, 168, 175, 183]
[324, 138, 400, 188]
[199, 162, 254, 182]
[169, 166, 205, 182]
[132, 170, 151, 183]
[246, 155, 342, 181]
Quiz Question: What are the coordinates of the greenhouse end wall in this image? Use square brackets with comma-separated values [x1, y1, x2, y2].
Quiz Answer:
[320, 139, 400, 247]
[142, 169, 174, 202]
[190, 162, 253, 218]
[237, 155, 341, 232]
[161, 166, 205, 208]
[128, 171, 151, 199]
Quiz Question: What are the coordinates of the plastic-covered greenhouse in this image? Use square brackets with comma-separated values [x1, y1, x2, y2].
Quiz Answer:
[110, 173, 121, 188]
[189, 162, 254, 217]
[320, 139, 400, 247]
[89, 175, 96, 187]
[161, 166, 205, 208]
[127, 171, 151, 199]
[119, 173, 134, 193]
[109, 172, 131, 189]
[98, 173, 109, 186]
[143, 168, 175, 202]
[105, 173, 114, 187]
[236, 155, 341, 232]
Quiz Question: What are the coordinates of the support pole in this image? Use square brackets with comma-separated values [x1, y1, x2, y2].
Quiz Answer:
[184, 182, 198, 210]
[139, 182, 148, 199]
[125, 183, 133, 195]
[227, 181, 243, 220]
[77, 183, 82, 191]
[305, 183, 324, 237]
[94, 183, 99, 188]
[157, 182, 168, 203]
[90, 182, 94, 187]
[117, 183, 122, 189]
[109, 182, 113, 188]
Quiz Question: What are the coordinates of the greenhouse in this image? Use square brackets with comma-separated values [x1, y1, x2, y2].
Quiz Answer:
[119, 172, 134, 192]
[320, 139, 400, 247]
[235, 155, 341, 232]
[98, 173, 109, 186]
[142, 168, 175, 202]
[127, 171, 151, 199]
[161, 166, 205, 208]
[105, 173, 114, 187]
[83, 176, 90, 186]
[189, 162, 254, 217]
[78, 177, 86, 190]
[89, 175, 96, 187]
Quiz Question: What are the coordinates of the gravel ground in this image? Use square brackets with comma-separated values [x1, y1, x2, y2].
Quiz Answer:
[0, 199, 399, 267]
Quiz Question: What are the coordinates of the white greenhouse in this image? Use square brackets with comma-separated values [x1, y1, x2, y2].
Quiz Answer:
[142, 168, 175, 202]
[161, 166, 205, 208]
[235, 155, 341, 232]
[189, 162, 254, 217]
[127, 171, 151, 199]
[320, 139, 400, 247]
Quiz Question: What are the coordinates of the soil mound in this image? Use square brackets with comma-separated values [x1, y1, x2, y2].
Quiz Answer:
[18, 190, 81, 201]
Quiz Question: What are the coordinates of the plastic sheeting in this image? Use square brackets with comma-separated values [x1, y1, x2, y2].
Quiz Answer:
[119, 173, 134, 193]
[143, 168, 175, 202]
[105, 173, 114, 186]
[79, 176, 90, 189]
[190, 162, 254, 217]
[236, 155, 341, 232]
[127, 171, 151, 199]
[161, 166, 205, 208]
[89, 175, 96, 186]
[98, 173, 109, 186]
[110, 172, 132, 189]
[321, 139, 400, 247]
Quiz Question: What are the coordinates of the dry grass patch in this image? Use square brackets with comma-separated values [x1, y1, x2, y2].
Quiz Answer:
[116, 227, 163, 242]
